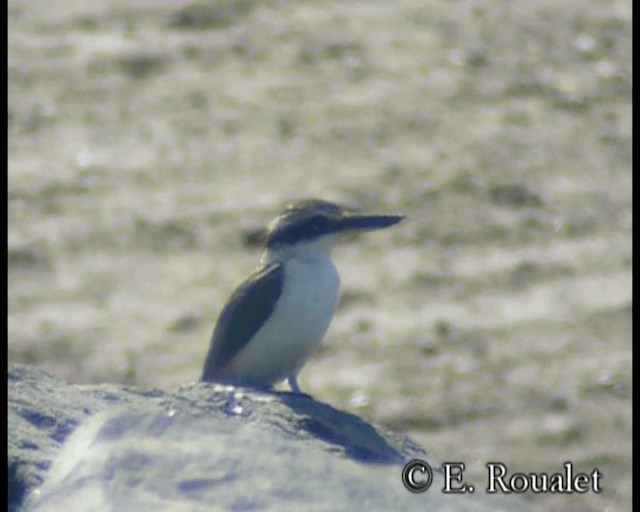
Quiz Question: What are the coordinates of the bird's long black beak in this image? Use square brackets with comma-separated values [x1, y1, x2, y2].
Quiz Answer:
[336, 213, 405, 232]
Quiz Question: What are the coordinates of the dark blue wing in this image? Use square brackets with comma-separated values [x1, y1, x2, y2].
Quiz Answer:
[201, 263, 284, 382]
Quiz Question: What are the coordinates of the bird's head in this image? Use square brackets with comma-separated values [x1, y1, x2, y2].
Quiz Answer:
[264, 199, 404, 262]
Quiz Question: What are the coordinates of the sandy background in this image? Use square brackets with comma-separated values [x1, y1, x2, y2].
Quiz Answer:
[8, 1, 631, 510]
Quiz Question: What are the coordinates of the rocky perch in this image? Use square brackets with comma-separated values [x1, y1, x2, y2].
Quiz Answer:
[8, 364, 524, 511]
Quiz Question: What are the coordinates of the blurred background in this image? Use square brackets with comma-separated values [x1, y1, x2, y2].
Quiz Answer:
[8, 1, 631, 510]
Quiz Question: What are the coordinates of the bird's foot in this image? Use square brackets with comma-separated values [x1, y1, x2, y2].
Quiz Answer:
[286, 376, 312, 398]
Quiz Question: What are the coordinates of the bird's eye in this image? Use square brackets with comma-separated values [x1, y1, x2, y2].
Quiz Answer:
[309, 214, 327, 232]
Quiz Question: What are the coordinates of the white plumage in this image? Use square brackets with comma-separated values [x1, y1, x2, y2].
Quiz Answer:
[227, 235, 340, 386]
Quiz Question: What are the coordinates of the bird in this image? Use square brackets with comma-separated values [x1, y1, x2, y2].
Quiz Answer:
[200, 198, 404, 394]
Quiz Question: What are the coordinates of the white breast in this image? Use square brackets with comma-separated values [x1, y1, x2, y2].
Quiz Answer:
[228, 251, 340, 385]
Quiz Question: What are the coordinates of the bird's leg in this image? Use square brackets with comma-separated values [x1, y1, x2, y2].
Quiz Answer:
[285, 376, 313, 399]
[288, 375, 302, 393]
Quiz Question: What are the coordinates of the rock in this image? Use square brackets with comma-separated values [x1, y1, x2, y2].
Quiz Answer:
[8, 364, 524, 511]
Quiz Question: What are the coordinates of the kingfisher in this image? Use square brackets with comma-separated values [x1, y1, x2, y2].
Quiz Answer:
[200, 199, 404, 393]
